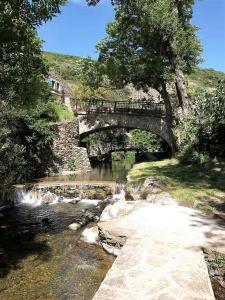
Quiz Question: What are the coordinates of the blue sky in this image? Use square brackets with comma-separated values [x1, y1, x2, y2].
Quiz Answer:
[38, 0, 225, 72]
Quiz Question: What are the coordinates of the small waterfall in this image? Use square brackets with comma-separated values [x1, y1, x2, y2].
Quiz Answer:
[80, 199, 100, 206]
[11, 182, 125, 209]
[15, 189, 44, 207]
[100, 184, 126, 221]
[111, 183, 126, 203]
[14, 188, 60, 207]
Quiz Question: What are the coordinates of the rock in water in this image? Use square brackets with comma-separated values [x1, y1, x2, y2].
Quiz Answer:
[101, 243, 120, 257]
[100, 199, 127, 221]
[68, 223, 81, 231]
[81, 226, 99, 244]
[42, 191, 58, 205]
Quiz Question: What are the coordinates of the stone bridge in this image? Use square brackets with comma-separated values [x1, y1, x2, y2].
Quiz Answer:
[78, 114, 174, 151]
[77, 99, 174, 151]
[49, 99, 175, 174]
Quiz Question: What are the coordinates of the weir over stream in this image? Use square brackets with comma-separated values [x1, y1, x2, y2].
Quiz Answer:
[0, 164, 127, 299]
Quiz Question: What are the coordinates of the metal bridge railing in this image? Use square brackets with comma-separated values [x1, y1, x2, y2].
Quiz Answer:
[76, 99, 165, 116]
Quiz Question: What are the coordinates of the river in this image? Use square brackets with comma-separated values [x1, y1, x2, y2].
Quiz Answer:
[0, 161, 133, 300]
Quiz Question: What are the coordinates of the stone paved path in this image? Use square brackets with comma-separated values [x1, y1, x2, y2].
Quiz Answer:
[93, 195, 225, 300]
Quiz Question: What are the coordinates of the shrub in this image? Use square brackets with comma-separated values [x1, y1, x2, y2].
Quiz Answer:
[177, 80, 225, 162]
[0, 105, 54, 186]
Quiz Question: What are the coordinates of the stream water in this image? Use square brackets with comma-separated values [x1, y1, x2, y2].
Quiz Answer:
[37, 161, 134, 184]
[0, 162, 132, 300]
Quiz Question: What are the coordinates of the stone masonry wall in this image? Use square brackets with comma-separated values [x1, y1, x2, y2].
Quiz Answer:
[33, 183, 115, 200]
[50, 120, 91, 174]
[87, 141, 140, 157]
[79, 114, 174, 151]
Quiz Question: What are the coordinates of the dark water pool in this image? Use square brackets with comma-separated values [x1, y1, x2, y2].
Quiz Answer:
[0, 201, 114, 300]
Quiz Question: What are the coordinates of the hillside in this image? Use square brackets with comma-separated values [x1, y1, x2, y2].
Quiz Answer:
[187, 67, 225, 92]
[43, 51, 83, 81]
[43, 51, 225, 99]
[43, 51, 130, 102]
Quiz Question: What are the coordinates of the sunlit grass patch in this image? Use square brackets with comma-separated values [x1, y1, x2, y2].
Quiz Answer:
[51, 102, 75, 122]
[129, 159, 225, 213]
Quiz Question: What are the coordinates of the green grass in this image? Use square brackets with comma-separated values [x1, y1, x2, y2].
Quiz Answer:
[129, 159, 225, 213]
[187, 68, 225, 90]
[51, 102, 75, 122]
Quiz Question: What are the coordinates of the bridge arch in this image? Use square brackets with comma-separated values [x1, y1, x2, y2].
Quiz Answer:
[78, 113, 174, 151]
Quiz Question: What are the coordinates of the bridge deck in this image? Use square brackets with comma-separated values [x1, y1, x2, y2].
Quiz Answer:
[76, 99, 165, 116]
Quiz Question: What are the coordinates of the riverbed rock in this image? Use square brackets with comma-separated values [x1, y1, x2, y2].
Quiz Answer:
[42, 192, 58, 204]
[101, 243, 121, 257]
[81, 226, 99, 244]
[68, 223, 81, 231]
[27, 183, 115, 202]
[146, 191, 177, 205]
[100, 199, 127, 221]
[125, 176, 167, 201]
[98, 225, 126, 257]
[125, 190, 134, 201]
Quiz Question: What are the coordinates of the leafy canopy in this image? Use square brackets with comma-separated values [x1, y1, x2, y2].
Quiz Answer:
[96, 0, 201, 92]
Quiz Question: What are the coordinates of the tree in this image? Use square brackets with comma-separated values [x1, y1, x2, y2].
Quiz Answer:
[0, 0, 67, 106]
[0, 1, 67, 185]
[89, 0, 202, 114]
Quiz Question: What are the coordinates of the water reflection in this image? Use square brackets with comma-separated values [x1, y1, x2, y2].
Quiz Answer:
[38, 161, 134, 184]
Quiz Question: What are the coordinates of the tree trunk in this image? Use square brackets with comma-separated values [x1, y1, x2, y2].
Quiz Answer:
[170, 54, 189, 114]
[174, 65, 189, 113]
[159, 81, 177, 155]
[160, 81, 173, 126]
[171, 1, 190, 114]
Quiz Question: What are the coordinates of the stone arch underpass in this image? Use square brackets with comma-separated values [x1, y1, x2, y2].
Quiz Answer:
[78, 113, 174, 151]
[50, 112, 174, 174]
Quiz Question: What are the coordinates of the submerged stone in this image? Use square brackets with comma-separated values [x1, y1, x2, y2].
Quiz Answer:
[68, 223, 81, 231]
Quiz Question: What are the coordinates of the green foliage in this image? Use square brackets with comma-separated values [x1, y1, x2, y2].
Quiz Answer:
[43, 52, 85, 81]
[0, 1, 67, 27]
[96, 0, 201, 95]
[128, 130, 163, 152]
[26, 99, 74, 123]
[82, 129, 128, 143]
[112, 151, 135, 163]
[0, 105, 54, 185]
[49, 102, 75, 122]
[0, 1, 66, 106]
[0, 1, 69, 185]
[177, 80, 225, 162]
[187, 68, 225, 95]
[66, 159, 76, 171]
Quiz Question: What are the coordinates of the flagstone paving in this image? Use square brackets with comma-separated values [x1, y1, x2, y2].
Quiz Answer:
[93, 195, 225, 300]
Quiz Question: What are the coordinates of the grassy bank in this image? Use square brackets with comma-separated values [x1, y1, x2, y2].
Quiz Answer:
[129, 159, 225, 213]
